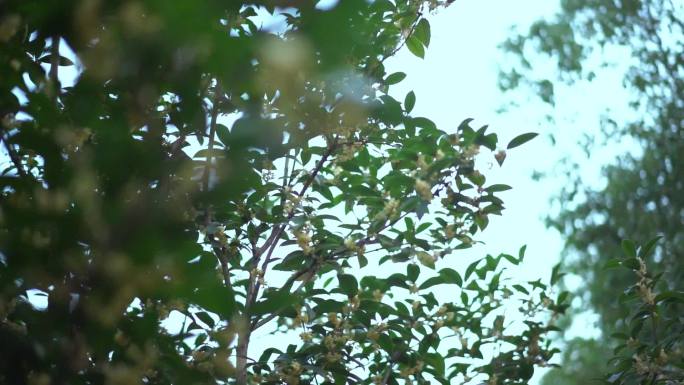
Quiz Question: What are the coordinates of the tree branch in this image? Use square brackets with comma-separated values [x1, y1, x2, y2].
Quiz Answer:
[240, 137, 339, 383]
[253, 137, 338, 260]
[49, 36, 60, 102]
[245, 137, 339, 325]
[252, 265, 312, 330]
[381, 362, 394, 385]
[251, 209, 408, 331]
[201, 80, 233, 291]
[1, 134, 27, 178]
[202, 81, 222, 197]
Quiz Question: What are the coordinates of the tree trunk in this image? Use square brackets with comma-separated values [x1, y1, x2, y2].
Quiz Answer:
[235, 329, 250, 385]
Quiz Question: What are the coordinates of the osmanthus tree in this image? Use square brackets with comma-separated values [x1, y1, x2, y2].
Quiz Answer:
[0, 1, 566, 384]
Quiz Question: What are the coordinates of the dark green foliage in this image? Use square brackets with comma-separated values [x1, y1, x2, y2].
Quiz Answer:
[603, 239, 684, 384]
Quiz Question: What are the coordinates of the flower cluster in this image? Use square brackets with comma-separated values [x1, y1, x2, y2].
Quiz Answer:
[293, 227, 313, 255]
[374, 198, 400, 222]
[336, 141, 364, 163]
[416, 251, 436, 266]
[283, 187, 302, 214]
[414, 178, 432, 201]
[636, 257, 655, 305]
[398, 360, 424, 380]
[344, 237, 365, 258]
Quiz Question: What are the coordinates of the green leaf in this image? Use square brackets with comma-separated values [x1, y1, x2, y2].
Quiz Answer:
[313, 299, 346, 314]
[622, 258, 640, 270]
[419, 275, 445, 290]
[216, 123, 231, 146]
[476, 131, 498, 151]
[301, 147, 311, 165]
[193, 148, 224, 158]
[460, 291, 469, 306]
[416, 222, 431, 233]
[638, 236, 662, 259]
[251, 289, 298, 317]
[386, 72, 407, 85]
[512, 284, 529, 294]
[38, 55, 75, 66]
[337, 274, 358, 296]
[259, 348, 283, 363]
[465, 260, 479, 280]
[424, 353, 445, 378]
[621, 239, 636, 258]
[484, 184, 512, 193]
[194, 311, 215, 328]
[417, 251, 435, 269]
[413, 116, 437, 130]
[358, 253, 368, 268]
[500, 253, 519, 265]
[406, 36, 425, 58]
[413, 19, 431, 47]
[407, 264, 420, 282]
[404, 91, 416, 113]
[518, 362, 534, 380]
[439, 268, 462, 286]
[550, 263, 564, 285]
[654, 291, 684, 304]
[506, 132, 538, 149]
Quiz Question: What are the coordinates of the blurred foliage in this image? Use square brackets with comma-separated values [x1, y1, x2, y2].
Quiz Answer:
[603, 239, 684, 384]
[499, 0, 684, 384]
[1, 1, 565, 385]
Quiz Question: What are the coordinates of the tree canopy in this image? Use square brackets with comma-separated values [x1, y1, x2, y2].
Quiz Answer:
[0, 2, 565, 385]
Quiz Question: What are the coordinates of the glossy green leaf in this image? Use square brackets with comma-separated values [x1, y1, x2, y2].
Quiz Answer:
[337, 274, 358, 296]
[404, 91, 416, 113]
[621, 239, 637, 258]
[506, 132, 538, 149]
[413, 19, 431, 48]
[406, 35, 425, 58]
[385, 72, 407, 85]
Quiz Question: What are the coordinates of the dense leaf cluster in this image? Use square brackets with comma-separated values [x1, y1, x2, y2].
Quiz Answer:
[604, 239, 684, 385]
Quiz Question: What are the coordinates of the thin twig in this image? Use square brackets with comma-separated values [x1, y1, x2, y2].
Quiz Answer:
[252, 210, 408, 331]
[49, 36, 60, 102]
[251, 149, 294, 295]
[202, 80, 222, 197]
[280, 149, 291, 207]
[1, 134, 27, 178]
[252, 265, 312, 330]
[202, 80, 233, 290]
[246, 137, 339, 331]
[253, 136, 339, 261]
[381, 362, 394, 385]
[365, 10, 424, 79]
